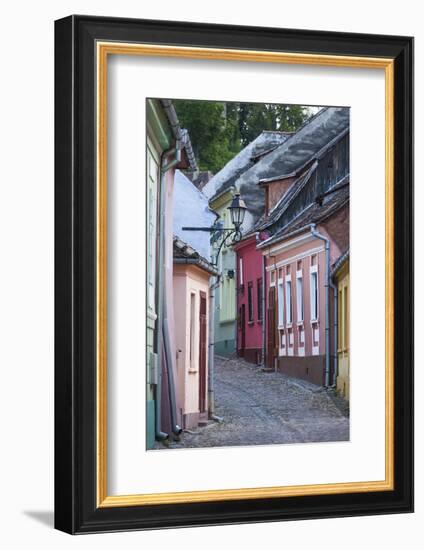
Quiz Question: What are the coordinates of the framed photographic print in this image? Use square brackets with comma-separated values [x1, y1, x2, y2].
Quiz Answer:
[54, 15, 413, 533]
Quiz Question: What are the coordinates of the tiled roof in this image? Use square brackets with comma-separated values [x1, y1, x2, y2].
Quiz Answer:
[202, 107, 349, 238]
[258, 161, 318, 231]
[257, 126, 349, 232]
[173, 236, 219, 276]
[331, 249, 350, 276]
[202, 131, 292, 201]
[259, 179, 349, 248]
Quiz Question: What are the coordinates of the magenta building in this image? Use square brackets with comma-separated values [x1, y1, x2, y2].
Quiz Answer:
[233, 234, 265, 365]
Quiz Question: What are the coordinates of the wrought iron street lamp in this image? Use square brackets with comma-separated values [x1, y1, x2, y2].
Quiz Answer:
[228, 192, 247, 234]
[182, 192, 247, 265]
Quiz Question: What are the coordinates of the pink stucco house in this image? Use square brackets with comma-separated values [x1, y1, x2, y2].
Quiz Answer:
[259, 198, 349, 385]
[257, 117, 350, 386]
[173, 238, 218, 429]
[171, 171, 218, 430]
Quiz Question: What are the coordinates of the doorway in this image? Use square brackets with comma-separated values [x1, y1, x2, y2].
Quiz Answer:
[198, 291, 207, 413]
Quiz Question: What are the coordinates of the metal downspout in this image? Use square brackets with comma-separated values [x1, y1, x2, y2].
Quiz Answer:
[163, 146, 183, 436]
[162, 314, 182, 435]
[329, 278, 338, 387]
[154, 148, 172, 441]
[155, 144, 181, 440]
[208, 273, 222, 421]
[310, 224, 331, 387]
[259, 236, 267, 367]
[261, 254, 267, 367]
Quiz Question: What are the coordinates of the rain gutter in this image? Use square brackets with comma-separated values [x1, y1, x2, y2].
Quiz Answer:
[310, 224, 331, 387]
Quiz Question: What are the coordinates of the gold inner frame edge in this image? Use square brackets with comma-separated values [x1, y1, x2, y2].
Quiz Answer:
[96, 42, 395, 508]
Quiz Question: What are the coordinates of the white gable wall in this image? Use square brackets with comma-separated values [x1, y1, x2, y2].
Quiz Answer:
[173, 170, 217, 260]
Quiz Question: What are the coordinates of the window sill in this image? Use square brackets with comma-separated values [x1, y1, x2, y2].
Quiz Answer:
[147, 309, 158, 321]
[220, 317, 236, 325]
[248, 320, 254, 326]
[257, 319, 263, 324]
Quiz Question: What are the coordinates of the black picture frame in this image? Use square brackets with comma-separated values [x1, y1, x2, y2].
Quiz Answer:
[55, 15, 414, 534]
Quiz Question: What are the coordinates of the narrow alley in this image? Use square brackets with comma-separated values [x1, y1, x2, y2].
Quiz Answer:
[157, 356, 349, 450]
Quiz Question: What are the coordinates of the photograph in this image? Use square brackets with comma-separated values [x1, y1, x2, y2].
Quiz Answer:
[147, 98, 350, 450]
[52, 13, 413, 534]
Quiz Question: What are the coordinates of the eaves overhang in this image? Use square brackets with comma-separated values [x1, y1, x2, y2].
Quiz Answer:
[209, 186, 235, 210]
[259, 225, 316, 256]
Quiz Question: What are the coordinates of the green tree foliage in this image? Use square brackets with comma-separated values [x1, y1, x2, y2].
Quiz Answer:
[238, 103, 309, 147]
[174, 100, 311, 173]
[173, 100, 235, 173]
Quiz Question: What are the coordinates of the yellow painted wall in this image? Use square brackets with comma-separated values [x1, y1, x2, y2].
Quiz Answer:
[210, 190, 237, 355]
[336, 262, 349, 400]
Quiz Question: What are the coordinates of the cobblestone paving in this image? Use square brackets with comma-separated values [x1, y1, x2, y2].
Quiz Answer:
[157, 355, 349, 449]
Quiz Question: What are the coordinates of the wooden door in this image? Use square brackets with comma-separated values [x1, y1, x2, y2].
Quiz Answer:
[198, 292, 207, 413]
[267, 286, 277, 368]
[238, 304, 246, 356]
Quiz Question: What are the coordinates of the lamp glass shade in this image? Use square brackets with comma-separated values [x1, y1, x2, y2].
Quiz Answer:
[228, 192, 247, 229]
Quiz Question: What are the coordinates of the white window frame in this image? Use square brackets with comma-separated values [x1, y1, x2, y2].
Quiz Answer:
[146, 144, 159, 315]
[279, 330, 286, 356]
[277, 278, 284, 328]
[285, 275, 292, 326]
[239, 257, 243, 286]
[296, 269, 304, 324]
[310, 265, 319, 322]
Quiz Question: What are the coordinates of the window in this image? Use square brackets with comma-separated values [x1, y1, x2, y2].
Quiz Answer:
[285, 279, 292, 325]
[338, 287, 343, 349]
[221, 276, 236, 322]
[257, 278, 263, 321]
[344, 285, 349, 348]
[296, 273, 304, 322]
[189, 293, 196, 370]
[219, 251, 236, 323]
[270, 270, 276, 285]
[247, 282, 254, 322]
[310, 269, 318, 321]
[239, 257, 243, 286]
[338, 280, 349, 351]
[278, 280, 284, 327]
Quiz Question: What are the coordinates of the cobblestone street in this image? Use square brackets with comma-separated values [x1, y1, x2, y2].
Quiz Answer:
[157, 355, 349, 449]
